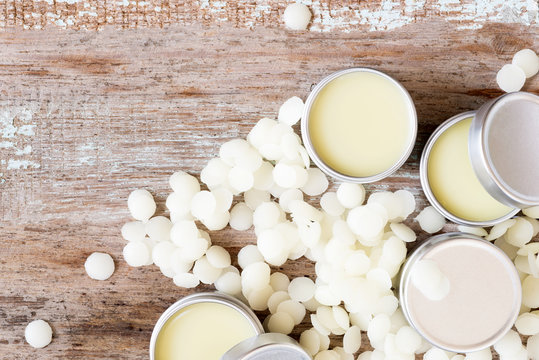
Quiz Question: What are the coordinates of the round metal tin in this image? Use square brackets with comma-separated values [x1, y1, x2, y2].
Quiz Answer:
[301, 67, 417, 183]
[419, 111, 519, 226]
[221, 333, 312, 360]
[470, 91, 539, 208]
[149, 292, 264, 360]
[399, 232, 521, 353]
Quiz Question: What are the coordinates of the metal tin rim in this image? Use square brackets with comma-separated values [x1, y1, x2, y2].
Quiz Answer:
[419, 111, 519, 226]
[149, 292, 264, 360]
[470, 91, 539, 208]
[301, 67, 418, 184]
[398, 232, 522, 353]
[221, 333, 312, 360]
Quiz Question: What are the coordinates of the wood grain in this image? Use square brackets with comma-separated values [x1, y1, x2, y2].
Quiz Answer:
[0, 19, 538, 359]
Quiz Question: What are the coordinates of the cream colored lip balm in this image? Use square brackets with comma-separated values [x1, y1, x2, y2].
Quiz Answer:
[399, 233, 521, 353]
[301, 68, 417, 183]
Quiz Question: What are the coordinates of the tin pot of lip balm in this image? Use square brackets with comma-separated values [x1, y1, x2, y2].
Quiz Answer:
[420, 91, 539, 226]
[149, 292, 312, 360]
[399, 232, 522, 353]
[301, 67, 418, 183]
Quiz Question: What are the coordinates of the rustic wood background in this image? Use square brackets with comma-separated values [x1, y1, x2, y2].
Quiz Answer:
[0, 1, 538, 359]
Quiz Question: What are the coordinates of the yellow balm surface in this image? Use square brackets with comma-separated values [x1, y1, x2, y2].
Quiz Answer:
[308, 71, 413, 177]
[155, 302, 257, 360]
[427, 117, 513, 222]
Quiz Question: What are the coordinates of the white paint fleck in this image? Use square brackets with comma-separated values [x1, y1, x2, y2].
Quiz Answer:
[15, 145, 32, 156]
[0, 141, 13, 149]
[7, 160, 40, 170]
[79, 11, 98, 17]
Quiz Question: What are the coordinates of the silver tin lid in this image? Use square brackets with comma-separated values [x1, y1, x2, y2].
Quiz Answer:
[149, 292, 264, 360]
[221, 333, 311, 360]
[419, 111, 519, 226]
[301, 67, 417, 183]
[470, 91, 539, 208]
[399, 232, 521, 353]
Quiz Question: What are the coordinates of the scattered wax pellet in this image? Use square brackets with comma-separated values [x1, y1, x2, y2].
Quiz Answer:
[192, 256, 222, 285]
[343, 325, 362, 354]
[320, 192, 345, 217]
[123, 241, 151, 267]
[395, 326, 422, 354]
[121, 221, 146, 242]
[253, 202, 281, 229]
[25, 320, 53, 349]
[270, 272, 290, 292]
[317, 306, 340, 330]
[389, 222, 416, 243]
[229, 202, 253, 231]
[170, 249, 193, 274]
[367, 314, 391, 344]
[332, 306, 350, 330]
[451, 356, 465, 360]
[465, 348, 492, 360]
[84, 252, 115, 281]
[214, 271, 242, 295]
[268, 312, 295, 335]
[279, 188, 304, 213]
[486, 218, 517, 241]
[334, 346, 354, 360]
[278, 96, 304, 126]
[172, 273, 199, 288]
[314, 350, 340, 360]
[228, 166, 254, 193]
[512, 49, 539, 78]
[170, 220, 199, 247]
[220, 139, 250, 165]
[277, 299, 306, 325]
[145, 216, 172, 242]
[152, 241, 175, 268]
[344, 251, 371, 276]
[394, 189, 416, 220]
[300, 329, 321, 356]
[347, 205, 386, 239]
[527, 334, 539, 360]
[357, 352, 373, 360]
[522, 275, 539, 308]
[523, 205, 539, 219]
[415, 206, 445, 234]
[424, 348, 450, 360]
[496, 64, 526, 93]
[244, 188, 271, 210]
[205, 245, 231, 269]
[288, 277, 316, 302]
[283, 3, 311, 30]
[237, 245, 264, 270]
[201, 211, 230, 231]
[456, 225, 488, 237]
[411, 259, 450, 301]
[515, 312, 539, 335]
[248, 285, 274, 311]
[336, 183, 365, 209]
[200, 158, 230, 188]
[257, 228, 289, 266]
[169, 171, 200, 197]
[180, 236, 209, 261]
[493, 329, 522, 356]
[301, 168, 329, 196]
[505, 217, 534, 247]
[267, 291, 291, 314]
[241, 262, 271, 291]
[127, 189, 156, 221]
[311, 314, 331, 336]
[190, 191, 217, 220]
[212, 187, 233, 212]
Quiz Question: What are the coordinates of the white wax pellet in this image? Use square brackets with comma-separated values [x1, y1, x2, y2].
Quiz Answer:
[85, 252, 115, 281]
[465, 348, 492, 360]
[166, 193, 192, 219]
[214, 271, 242, 295]
[257, 228, 289, 265]
[350, 311, 372, 331]
[367, 314, 391, 345]
[343, 251, 370, 277]
[173, 273, 200, 288]
[527, 334, 539, 360]
[192, 256, 222, 285]
[424, 348, 450, 360]
[415, 206, 445, 234]
[242, 261, 271, 291]
[170, 220, 199, 247]
[512, 49, 539, 78]
[523, 205, 539, 219]
[314, 285, 340, 306]
[317, 331, 330, 351]
[516, 242, 539, 256]
[277, 299, 306, 325]
[201, 211, 230, 231]
[273, 162, 298, 189]
[332, 220, 356, 245]
[334, 347, 354, 360]
[236, 148, 263, 172]
[127, 189, 156, 221]
[357, 352, 373, 360]
[505, 217, 533, 247]
[245, 188, 271, 210]
[268, 291, 291, 314]
[278, 96, 304, 126]
[493, 329, 522, 356]
[496, 64, 526, 93]
[394, 189, 416, 220]
[25, 320, 53, 348]
[181, 236, 210, 261]
[515, 312, 539, 335]
[270, 272, 290, 292]
[121, 221, 146, 242]
[343, 325, 362, 354]
[170, 248, 193, 274]
[212, 187, 233, 212]
[279, 188, 304, 213]
[411, 259, 451, 301]
[337, 183, 365, 208]
[290, 200, 323, 222]
[283, 2, 312, 30]
[332, 306, 350, 330]
[205, 245, 231, 269]
[314, 350, 340, 360]
[229, 202, 254, 231]
[248, 118, 278, 149]
[238, 245, 264, 269]
[162, 265, 178, 279]
[268, 312, 295, 335]
[123, 241, 151, 267]
[368, 191, 403, 222]
[219, 139, 250, 165]
[367, 268, 392, 292]
[152, 241, 176, 268]
[248, 285, 274, 311]
[169, 172, 200, 197]
[395, 326, 422, 354]
[301, 168, 329, 196]
[456, 225, 488, 237]
[486, 218, 517, 241]
[228, 166, 254, 193]
[145, 216, 172, 242]
[201, 158, 230, 188]
[320, 192, 345, 217]
[253, 161, 275, 190]
[300, 329, 321, 356]
[347, 205, 386, 239]
[373, 295, 399, 316]
[288, 277, 316, 302]
[389, 222, 416, 243]
[451, 355, 465, 360]
[311, 314, 331, 336]
[522, 275, 539, 308]
[191, 191, 217, 220]
[253, 202, 281, 229]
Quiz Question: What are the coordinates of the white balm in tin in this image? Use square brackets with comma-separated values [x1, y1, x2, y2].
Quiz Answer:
[301, 68, 417, 183]
[399, 232, 521, 353]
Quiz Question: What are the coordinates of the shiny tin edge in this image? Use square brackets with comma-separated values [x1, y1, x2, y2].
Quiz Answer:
[419, 111, 519, 226]
[398, 232, 522, 353]
[470, 91, 539, 208]
[301, 67, 418, 184]
[149, 292, 264, 360]
[221, 333, 312, 360]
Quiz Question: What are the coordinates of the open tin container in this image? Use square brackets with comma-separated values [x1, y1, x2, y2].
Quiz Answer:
[301, 68, 417, 183]
[399, 232, 522, 353]
[150, 292, 311, 360]
[420, 92, 539, 226]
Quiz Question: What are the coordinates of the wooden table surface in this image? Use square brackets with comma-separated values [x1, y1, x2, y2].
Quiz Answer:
[0, 1, 538, 359]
